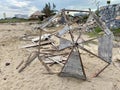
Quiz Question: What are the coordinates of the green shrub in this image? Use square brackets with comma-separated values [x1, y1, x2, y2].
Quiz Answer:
[87, 26, 102, 37]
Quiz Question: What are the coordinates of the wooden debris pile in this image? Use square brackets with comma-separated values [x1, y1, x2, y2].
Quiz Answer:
[17, 9, 115, 80]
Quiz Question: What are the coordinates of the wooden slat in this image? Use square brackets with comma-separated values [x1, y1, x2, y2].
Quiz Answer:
[21, 40, 54, 48]
[98, 34, 113, 63]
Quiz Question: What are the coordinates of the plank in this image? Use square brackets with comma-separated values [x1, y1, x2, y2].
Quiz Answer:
[59, 48, 86, 80]
[98, 34, 113, 63]
[21, 40, 54, 48]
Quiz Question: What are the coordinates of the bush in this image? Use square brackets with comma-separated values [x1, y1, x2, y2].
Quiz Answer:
[87, 26, 102, 37]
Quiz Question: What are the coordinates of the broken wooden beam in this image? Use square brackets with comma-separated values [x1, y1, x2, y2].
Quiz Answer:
[21, 40, 54, 48]
[63, 9, 89, 12]
[18, 52, 38, 73]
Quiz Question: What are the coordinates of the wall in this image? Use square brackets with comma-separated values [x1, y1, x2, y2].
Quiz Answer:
[99, 3, 120, 29]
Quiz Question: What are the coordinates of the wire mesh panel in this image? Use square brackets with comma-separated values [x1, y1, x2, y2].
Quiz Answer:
[59, 49, 86, 79]
[59, 38, 72, 50]
[98, 34, 113, 63]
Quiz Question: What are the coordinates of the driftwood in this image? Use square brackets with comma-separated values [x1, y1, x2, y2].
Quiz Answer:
[18, 52, 38, 73]
[47, 57, 64, 66]
[38, 56, 53, 74]
[59, 48, 86, 80]
[98, 34, 113, 63]
[21, 40, 54, 48]
[18, 9, 115, 80]
[16, 60, 24, 69]
[31, 34, 51, 42]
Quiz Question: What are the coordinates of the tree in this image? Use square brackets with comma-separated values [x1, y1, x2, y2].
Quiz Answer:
[82, 15, 89, 23]
[42, 3, 56, 17]
[107, 0, 111, 5]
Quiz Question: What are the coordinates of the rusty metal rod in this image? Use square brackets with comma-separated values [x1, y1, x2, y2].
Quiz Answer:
[77, 47, 87, 80]
[18, 52, 38, 73]
[78, 45, 110, 64]
[38, 55, 53, 74]
[37, 28, 53, 74]
[16, 60, 24, 69]
[93, 63, 110, 77]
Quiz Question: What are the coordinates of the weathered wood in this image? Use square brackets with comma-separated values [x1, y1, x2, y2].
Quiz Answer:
[18, 52, 38, 73]
[47, 57, 64, 66]
[98, 34, 113, 63]
[63, 9, 89, 12]
[89, 10, 112, 35]
[41, 11, 61, 29]
[16, 60, 24, 69]
[57, 25, 70, 36]
[48, 39, 58, 50]
[58, 38, 72, 50]
[59, 48, 86, 80]
[21, 40, 54, 48]
[42, 56, 62, 64]
[43, 53, 69, 58]
[78, 45, 109, 63]
[31, 34, 51, 42]
[38, 56, 53, 74]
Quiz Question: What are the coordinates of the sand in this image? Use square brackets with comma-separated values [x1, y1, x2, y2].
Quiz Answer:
[0, 22, 120, 90]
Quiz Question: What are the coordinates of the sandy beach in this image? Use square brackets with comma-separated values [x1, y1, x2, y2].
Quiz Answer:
[0, 22, 120, 90]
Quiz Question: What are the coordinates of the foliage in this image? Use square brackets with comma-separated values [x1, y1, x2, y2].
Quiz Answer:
[111, 28, 120, 36]
[42, 3, 56, 17]
[87, 26, 120, 37]
[87, 26, 103, 37]
[82, 15, 89, 23]
[107, 0, 111, 5]
[95, 10, 99, 16]
[94, 26, 102, 33]
[74, 14, 89, 24]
